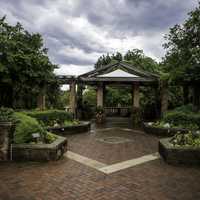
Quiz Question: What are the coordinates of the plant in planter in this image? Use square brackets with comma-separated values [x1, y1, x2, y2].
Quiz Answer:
[96, 106, 106, 124]
[0, 107, 17, 161]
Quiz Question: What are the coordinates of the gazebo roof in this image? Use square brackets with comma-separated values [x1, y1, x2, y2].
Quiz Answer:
[78, 61, 159, 85]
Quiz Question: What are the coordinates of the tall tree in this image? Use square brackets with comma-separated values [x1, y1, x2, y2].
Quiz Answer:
[163, 3, 200, 109]
[0, 17, 58, 108]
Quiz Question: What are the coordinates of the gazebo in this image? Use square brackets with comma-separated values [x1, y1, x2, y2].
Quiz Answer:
[38, 61, 168, 119]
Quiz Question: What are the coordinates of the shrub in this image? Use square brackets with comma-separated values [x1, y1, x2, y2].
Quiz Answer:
[173, 104, 194, 114]
[14, 113, 47, 144]
[163, 111, 200, 129]
[23, 110, 73, 127]
[0, 107, 16, 122]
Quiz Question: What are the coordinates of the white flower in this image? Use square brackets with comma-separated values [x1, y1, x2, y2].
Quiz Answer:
[163, 123, 170, 128]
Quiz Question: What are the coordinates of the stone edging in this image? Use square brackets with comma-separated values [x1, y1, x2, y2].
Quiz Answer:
[159, 138, 200, 165]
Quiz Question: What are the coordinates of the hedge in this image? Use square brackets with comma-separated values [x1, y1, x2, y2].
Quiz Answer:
[23, 110, 73, 127]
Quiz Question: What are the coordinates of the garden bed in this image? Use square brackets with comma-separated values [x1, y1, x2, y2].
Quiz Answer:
[12, 135, 67, 161]
[159, 138, 200, 165]
[143, 122, 188, 137]
[47, 121, 91, 135]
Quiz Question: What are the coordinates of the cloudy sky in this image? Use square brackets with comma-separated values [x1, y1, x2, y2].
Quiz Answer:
[0, 0, 198, 75]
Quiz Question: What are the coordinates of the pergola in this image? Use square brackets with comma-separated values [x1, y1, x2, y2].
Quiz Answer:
[38, 61, 168, 118]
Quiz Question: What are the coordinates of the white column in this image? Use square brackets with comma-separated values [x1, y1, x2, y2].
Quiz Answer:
[97, 84, 104, 107]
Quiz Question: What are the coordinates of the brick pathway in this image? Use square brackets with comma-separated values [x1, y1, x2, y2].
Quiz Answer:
[0, 118, 200, 200]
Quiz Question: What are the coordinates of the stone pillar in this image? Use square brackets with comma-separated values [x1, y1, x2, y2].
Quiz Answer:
[37, 90, 46, 110]
[132, 83, 141, 127]
[69, 81, 77, 117]
[0, 122, 13, 161]
[160, 82, 168, 116]
[97, 84, 104, 107]
[132, 83, 140, 108]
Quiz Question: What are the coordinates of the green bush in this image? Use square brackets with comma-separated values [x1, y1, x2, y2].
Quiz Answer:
[0, 107, 17, 122]
[173, 104, 194, 114]
[23, 110, 73, 127]
[14, 113, 47, 144]
[163, 110, 200, 130]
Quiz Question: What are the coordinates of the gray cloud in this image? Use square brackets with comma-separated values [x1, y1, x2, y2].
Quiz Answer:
[0, 0, 198, 75]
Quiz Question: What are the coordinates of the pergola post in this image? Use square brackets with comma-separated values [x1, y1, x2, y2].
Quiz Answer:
[132, 83, 140, 108]
[69, 81, 77, 118]
[37, 89, 46, 110]
[97, 83, 104, 107]
[160, 81, 168, 116]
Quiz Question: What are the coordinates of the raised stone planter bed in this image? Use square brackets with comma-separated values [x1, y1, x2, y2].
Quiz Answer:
[159, 138, 200, 165]
[48, 121, 91, 135]
[12, 135, 67, 162]
[143, 122, 188, 137]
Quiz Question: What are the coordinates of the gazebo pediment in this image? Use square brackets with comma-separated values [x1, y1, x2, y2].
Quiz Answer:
[78, 61, 159, 84]
[97, 69, 140, 78]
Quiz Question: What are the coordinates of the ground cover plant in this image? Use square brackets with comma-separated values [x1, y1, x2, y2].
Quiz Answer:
[170, 131, 200, 147]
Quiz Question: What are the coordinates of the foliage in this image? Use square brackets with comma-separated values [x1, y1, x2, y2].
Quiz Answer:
[14, 112, 47, 144]
[163, 111, 200, 129]
[151, 105, 200, 130]
[163, 3, 200, 108]
[64, 120, 79, 126]
[0, 107, 16, 122]
[82, 87, 96, 107]
[95, 52, 122, 69]
[45, 132, 57, 144]
[170, 131, 200, 147]
[0, 16, 58, 109]
[24, 110, 73, 127]
[105, 87, 132, 107]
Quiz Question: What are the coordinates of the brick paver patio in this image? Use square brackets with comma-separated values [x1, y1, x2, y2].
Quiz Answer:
[0, 118, 200, 200]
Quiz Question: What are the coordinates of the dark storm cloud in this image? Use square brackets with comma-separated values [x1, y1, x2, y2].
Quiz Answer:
[0, 0, 198, 74]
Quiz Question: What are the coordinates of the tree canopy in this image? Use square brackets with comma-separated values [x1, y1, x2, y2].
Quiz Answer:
[0, 16, 58, 108]
[163, 3, 200, 108]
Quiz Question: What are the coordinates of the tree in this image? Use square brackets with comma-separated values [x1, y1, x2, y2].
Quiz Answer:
[163, 3, 200, 109]
[0, 16, 58, 108]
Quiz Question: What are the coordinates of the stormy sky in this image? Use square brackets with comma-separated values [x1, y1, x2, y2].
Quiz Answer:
[0, 0, 198, 75]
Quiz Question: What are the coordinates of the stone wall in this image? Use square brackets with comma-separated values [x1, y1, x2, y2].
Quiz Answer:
[0, 122, 13, 161]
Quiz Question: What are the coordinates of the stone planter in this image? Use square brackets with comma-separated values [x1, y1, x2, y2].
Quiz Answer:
[0, 121, 13, 161]
[12, 135, 67, 162]
[143, 122, 188, 137]
[47, 121, 91, 135]
[159, 138, 200, 165]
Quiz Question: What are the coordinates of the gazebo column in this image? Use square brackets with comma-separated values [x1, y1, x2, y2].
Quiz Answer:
[37, 89, 46, 110]
[132, 83, 141, 127]
[69, 81, 77, 118]
[132, 83, 140, 108]
[160, 81, 169, 116]
[97, 83, 104, 107]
